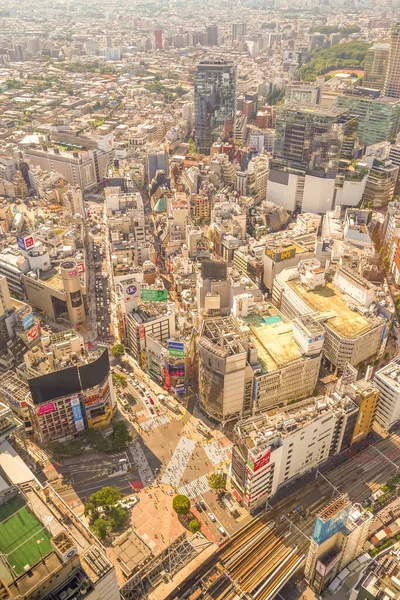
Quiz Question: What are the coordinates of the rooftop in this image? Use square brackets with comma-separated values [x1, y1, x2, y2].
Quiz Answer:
[0, 495, 53, 576]
[243, 311, 303, 372]
[287, 279, 377, 339]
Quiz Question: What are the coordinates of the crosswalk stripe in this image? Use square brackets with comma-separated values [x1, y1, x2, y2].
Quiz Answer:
[178, 474, 210, 500]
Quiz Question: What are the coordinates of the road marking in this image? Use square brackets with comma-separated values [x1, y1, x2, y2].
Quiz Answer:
[129, 441, 155, 487]
[161, 436, 197, 488]
[204, 441, 232, 466]
[140, 414, 170, 431]
[178, 474, 211, 499]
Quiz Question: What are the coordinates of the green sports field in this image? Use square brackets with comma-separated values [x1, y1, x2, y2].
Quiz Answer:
[0, 496, 53, 574]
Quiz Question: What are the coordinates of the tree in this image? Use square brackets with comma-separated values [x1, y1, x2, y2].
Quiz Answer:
[87, 486, 122, 509]
[86, 428, 108, 451]
[110, 420, 132, 450]
[91, 518, 110, 540]
[109, 505, 129, 529]
[111, 343, 125, 358]
[188, 137, 197, 154]
[189, 519, 201, 533]
[208, 472, 226, 491]
[172, 494, 191, 515]
[112, 373, 127, 388]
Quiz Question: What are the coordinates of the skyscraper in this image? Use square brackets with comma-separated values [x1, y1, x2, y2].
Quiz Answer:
[384, 22, 400, 99]
[206, 24, 218, 46]
[232, 23, 247, 45]
[268, 103, 352, 212]
[194, 59, 236, 154]
[154, 29, 163, 50]
[364, 43, 390, 90]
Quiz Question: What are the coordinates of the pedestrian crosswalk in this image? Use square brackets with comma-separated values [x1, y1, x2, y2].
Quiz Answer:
[161, 436, 197, 488]
[129, 441, 155, 487]
[178, 474, 210, 500]
[140, 414, 170, 431]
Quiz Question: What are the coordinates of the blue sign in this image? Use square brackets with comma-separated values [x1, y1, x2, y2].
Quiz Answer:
[71, 397, 84, 431]
[312, 504, 351, 545]
[168, 340, 185, 351]
[16, 236, 26, 250]
[126, 284, 137, 296]
[22, 313, 34, 330]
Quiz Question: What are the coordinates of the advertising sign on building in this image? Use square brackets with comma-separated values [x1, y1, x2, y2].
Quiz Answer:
[16, 235, 35, 251]
[37, 402, 55, 416]
[141, 289, 168, 302]
[70, 397, 84, 431]
[246, 447, 271, 473]
[168, 340, 185, 358]
[22, 313, 34, 330]
[77, 263, 85, 274]
[85, 394, 102, 407]
[312, 503, 351, 545]
[27, 327, 38, 340]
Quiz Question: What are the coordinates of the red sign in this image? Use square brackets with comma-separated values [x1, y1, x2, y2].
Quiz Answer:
[164, 370, 171, 389]
[247, 447, 271, 473]
[27, 327, 38, 340]
[68, 270, 78, 278]
[37, 402, 55, 416]
[25, 236, 34, 249]
[139, 325, 145, 339]
[77, 263, 85, 274]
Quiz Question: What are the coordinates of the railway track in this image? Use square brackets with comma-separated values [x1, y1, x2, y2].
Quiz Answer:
[171, 432, 400, 600]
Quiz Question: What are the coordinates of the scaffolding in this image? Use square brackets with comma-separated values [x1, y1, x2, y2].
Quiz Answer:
[120, 533, 204, 600]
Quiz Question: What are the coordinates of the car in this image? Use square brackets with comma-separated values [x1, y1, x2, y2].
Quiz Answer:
[217, 526, 226, 536]
[149, 408, 155, 415]
[128, 378, 133, 384]
[149, 397, 154, 405]
[208, 512, 216, 522]
[129, 372, 134, 377]
[195, 502, 204, 512]
[199, 501, 207, 511]
[145, 391, 150, 397]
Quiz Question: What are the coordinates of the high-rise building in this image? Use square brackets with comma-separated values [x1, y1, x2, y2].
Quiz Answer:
[232, 23, 247, 45]
[206, 24, 218, 46]
[194, 59, 236, 154]
[362, 159, 399, 209]
[154, 29, 163, 50]
[305, 496, 373, 594]
[147, 148, 169, 182]
[337, 92, 400, 147]
[374, 358, 400, 432]
[231, 395, 358, 512]
[268, 103, 353, 213]
[364, 43, 390, 90]
[273, 259, 389, 372]
[384, 22, 400, 99]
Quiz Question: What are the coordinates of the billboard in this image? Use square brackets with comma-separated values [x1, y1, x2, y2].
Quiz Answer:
[85, 394, 102, 407]
[168, 340, 185, 358]
[247, 447, 271, 473]
[16, 235, 35, 251]
[312, 503, 351, 545]
[168, 340, 185, 351]
[141, 289, 168, 302]
[22, 313, 34, 330]
[77, 263, 85, 274]
[71, 397, 84, 431]
[265, 246, 296, 262]
[37, 402, 55, 416]
[27, 326, 39, 340]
